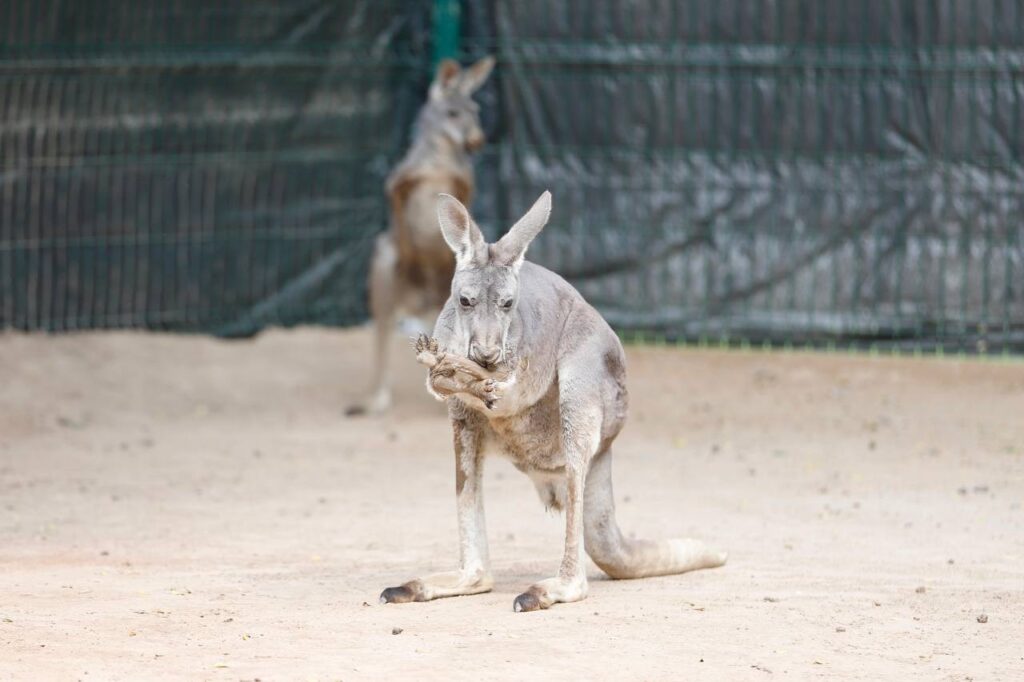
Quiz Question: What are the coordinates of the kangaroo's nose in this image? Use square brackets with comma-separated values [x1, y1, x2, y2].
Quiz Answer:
[470, 344, 500, 367]
[465, 131, 485, 152]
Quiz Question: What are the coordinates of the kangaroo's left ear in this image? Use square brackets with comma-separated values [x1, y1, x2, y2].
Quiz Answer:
[429, 58, 462, 101]
[458, 55, 495, 95]
[491, 191, 551, 271]
[437, 194, 488, 269]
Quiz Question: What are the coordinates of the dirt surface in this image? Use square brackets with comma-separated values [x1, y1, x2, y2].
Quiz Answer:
[1, 327, 1023, 680]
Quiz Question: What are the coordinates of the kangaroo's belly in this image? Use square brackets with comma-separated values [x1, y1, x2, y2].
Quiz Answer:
[388, 179, 461, 308]
[482, 382, 565, 473]
[402, 180, 462, 257]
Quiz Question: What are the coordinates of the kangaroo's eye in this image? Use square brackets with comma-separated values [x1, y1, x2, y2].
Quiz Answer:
[459, 295, 473, 307]
[447, 109, 460, 119]
[501, 299, 514, 310]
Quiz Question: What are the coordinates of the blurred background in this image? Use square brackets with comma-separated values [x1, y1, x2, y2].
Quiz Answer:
[0, 0, 1022, 352]
[2, 4, 1023, 678]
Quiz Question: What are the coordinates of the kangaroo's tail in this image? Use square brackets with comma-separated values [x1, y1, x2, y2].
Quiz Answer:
[583, 449, 727, 579]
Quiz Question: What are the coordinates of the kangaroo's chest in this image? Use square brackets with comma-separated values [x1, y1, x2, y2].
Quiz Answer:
[402, 177, 470, 251]
[482, 382, 565, 473]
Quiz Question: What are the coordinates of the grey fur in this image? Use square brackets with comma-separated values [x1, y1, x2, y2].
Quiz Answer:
[380, 193, 727, 611]
[347, 56, 494, 416]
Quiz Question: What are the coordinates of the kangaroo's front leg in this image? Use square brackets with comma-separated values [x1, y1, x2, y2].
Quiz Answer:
[380, 414, 493, 603]
[512, 402, 599, 612]
[413, 335, 511, 409]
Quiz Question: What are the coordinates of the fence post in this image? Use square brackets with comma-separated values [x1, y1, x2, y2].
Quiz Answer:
[432, 0, 461, 66]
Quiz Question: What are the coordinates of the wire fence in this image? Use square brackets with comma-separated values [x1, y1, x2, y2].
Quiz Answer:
[0, 0, 431, 335]
[1, 1, 1022, 352]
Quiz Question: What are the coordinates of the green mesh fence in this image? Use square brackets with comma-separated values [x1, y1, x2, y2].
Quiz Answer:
[0, 0, 432, 335]
[1, 1, 1022, 352]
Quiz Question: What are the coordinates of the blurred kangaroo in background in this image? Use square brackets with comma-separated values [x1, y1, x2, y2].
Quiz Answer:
[380, 192, 727, 612]
[346, 56, 495, 416]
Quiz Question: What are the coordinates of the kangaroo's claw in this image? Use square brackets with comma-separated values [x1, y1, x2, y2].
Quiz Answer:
[413, 334, 437, 356]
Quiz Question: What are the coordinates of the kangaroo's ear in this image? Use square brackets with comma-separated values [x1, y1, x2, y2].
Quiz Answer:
[458, 55, 495, 95]
[437, 194, 487, 269]
[492, 191, 551, 271]
[429, 59, 462, 101]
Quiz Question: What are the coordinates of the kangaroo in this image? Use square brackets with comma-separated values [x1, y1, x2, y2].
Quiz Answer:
[380, 192, 727, 612]
[346, 55, 495, 416]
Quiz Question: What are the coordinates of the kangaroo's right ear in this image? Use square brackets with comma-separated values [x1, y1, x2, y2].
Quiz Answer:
[437, 194, 487, 269]
[429, 59, 462, 101]
[492, 191, 552, 271]
[457, 55, 495, 95]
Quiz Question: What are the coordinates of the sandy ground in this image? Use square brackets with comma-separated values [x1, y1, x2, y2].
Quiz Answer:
[1, 327, 1022, 681]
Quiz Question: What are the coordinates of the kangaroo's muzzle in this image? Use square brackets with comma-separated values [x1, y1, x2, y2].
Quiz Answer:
[470, 344, 501, 369]
[465, 131, 485, 152]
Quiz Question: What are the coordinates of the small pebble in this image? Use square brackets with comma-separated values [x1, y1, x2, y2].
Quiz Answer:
[976, 614, 988, 624]
[915, 586, 926, 594]
[835, 626, 846, 633]
[392, 627, 403, 635]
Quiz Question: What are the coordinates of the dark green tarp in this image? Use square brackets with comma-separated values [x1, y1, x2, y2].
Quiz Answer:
[464, 0, 1024, 352]
[1, 1, 1022, 352]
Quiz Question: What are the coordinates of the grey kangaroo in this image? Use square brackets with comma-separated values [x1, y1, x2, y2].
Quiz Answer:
[380, 192, 727, 612]
[347, 56, 495, 416]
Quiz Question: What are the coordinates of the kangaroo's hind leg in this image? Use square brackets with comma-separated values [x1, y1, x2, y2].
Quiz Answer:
[347, 234, 398, 416]
[512, 390, 601, 612]
[380, 407, 493, 602]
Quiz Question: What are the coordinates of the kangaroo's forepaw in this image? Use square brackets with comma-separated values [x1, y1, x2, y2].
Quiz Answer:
[413, 335, 442, 369]
[479, 375, 515, 409]
[379, 580, 425, 604]
[480, 378, 499, 409]
[412, 334, 438, 355]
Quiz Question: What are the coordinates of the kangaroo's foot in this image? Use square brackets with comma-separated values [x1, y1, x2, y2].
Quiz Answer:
[344, 387, 392, 416]
[512, 575, 588, 613]
[380, 569, 494, 604]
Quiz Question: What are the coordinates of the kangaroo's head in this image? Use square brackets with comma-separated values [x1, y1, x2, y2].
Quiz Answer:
[436, 191, 552, 369]
[417, 56, 495, 153]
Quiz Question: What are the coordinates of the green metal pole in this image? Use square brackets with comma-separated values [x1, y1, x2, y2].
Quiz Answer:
[432, 0, 461, 67]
